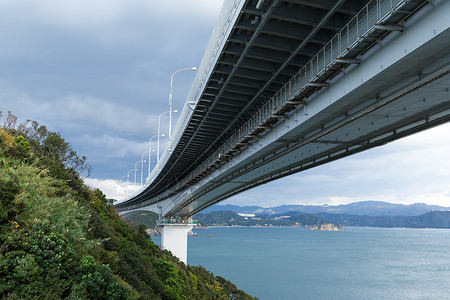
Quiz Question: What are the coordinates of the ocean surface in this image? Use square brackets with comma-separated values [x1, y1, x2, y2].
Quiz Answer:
[152, 227, 450, 299]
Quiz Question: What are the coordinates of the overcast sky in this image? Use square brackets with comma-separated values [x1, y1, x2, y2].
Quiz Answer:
[0, 0, 449, 208]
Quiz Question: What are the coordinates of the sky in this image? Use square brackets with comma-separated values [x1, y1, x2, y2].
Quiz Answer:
[0, 0, 449, 208]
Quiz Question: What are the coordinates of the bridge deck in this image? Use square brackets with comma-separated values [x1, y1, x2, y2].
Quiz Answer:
[116, 0, 445, 217]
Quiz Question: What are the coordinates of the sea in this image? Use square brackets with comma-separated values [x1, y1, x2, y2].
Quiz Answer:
[152, 227, 450, 300]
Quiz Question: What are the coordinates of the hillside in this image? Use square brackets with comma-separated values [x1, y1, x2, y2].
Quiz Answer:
[195, 209, 450, 230]
[122, 211, 160, 231]
[316, 211, 450, 228]
[203, 201, 450, 216]
[0, 113, 256, 299]
[194, 211, 341, 229]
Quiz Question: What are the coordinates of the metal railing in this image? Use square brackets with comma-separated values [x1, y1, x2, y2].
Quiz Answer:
[133, 0, 413, 203]
[162, 0, 410, 195]
[160, 219, 198, 225]
[143, 0, 244, 188]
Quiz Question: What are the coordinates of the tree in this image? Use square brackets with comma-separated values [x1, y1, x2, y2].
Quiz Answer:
[3, 111, 17, 130]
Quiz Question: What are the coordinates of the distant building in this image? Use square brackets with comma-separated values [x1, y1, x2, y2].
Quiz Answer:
[274, 216, 291, 220]
[238, 213, 256, 218]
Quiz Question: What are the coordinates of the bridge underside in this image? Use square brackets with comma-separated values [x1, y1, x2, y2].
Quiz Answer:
[159, 0, 375, 194]
[176, 63, 450, 217]
[116, 0, 450, 218]
[117, 0, 426, 207]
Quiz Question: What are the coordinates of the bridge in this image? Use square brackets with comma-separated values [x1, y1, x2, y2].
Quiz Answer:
[116, 0, 450, 263]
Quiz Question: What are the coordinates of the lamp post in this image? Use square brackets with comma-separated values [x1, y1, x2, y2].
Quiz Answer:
[126, 169, 135, 198]
[141, 150, 148, 186]
[148, 134, 164, 178]
[121, 175, 127, 200]
[169, 67, 197, 150]
[134, 161, 145, 185]
[157, 110, 177, 170]
[127, 169, 135, 185]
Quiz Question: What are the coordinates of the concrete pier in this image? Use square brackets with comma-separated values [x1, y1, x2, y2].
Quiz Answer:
[160, 220, 194, 264]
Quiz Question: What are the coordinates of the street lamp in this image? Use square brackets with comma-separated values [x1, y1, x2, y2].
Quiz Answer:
[141, 150, 148, 186]
[134, 160, 145, 185]
[126, 169, 136, 198]
[127, 169, 135, 185]
[157, 110, 178, 170]
[148, 134, 164, 178]
[120, 175, 127, 182]
[169, 67, 197, 150]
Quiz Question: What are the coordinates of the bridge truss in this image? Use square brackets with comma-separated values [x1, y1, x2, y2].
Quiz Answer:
[116, 0, 448, 218]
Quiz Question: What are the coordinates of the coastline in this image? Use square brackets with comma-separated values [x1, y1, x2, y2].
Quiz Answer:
[148, 224, 450, 237]
[195, 225, 450, 230]
[193, 224, 343, 230]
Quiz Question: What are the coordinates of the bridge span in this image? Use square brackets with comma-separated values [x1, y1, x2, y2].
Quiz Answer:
[115, 0, 450, 262]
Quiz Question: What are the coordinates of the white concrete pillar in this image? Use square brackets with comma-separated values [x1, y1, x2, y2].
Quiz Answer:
[160, 223, 193, 264]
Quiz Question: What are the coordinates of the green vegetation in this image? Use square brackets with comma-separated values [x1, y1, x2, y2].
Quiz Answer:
[198, 207, 450, 229]
[122, 211, 159, 231]
[195, 210, 338, 228]
[317, 211, 450, 228]
[0, 111, 256, 299]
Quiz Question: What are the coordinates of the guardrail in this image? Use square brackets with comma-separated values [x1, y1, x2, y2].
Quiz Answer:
[132, 0, 416, 203]
[160, 219, 198, 225]
[141, 0, 244, 189]
[165, 0, 411, 194]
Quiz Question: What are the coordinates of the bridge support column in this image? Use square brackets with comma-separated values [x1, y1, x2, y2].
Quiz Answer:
[160, 220, 194, 264]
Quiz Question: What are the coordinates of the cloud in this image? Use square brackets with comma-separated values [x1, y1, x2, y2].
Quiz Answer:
[0, 0, 215, 106]
[76, 134, 149, 159]
[49, 94, 159, 135]
[0, 0, 220, 181]
[0, 89, 159, 136]
[84, 178, 142, 201]
[0, 0, 222, 36]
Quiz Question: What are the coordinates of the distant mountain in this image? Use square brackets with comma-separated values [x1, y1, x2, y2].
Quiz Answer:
[195, 210, 450, 229]
[202, 204, 268, 215]
[203, 201, 450, 217]
[316, 211, 450, 228]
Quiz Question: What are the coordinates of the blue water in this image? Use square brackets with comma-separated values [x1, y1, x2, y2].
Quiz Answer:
[153, 227, 450, 299]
